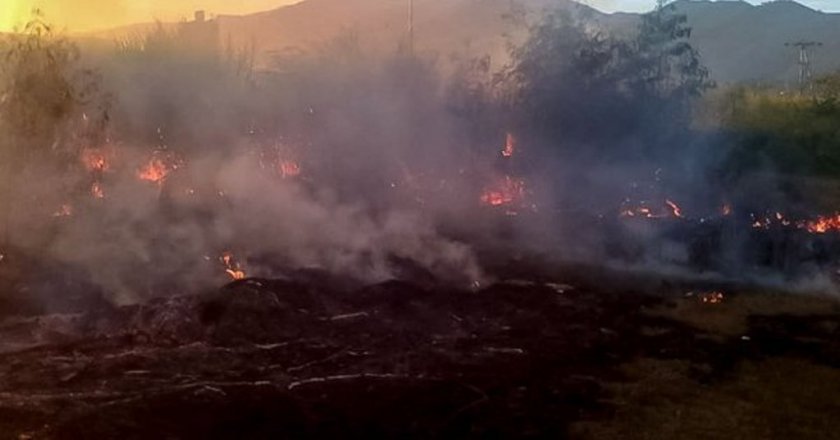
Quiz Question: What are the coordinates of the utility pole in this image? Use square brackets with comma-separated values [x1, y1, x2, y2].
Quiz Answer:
[408, 0, 415, 57]
[785, 41, 822, 92]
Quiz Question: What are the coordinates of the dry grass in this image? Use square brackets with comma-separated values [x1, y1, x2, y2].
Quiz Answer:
[573, 357, 840, 440]
[645, 291, 840, 338]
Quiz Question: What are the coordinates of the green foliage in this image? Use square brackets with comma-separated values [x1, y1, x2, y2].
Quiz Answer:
[636, 1, 712, 100]
[722, 83, 840, 178]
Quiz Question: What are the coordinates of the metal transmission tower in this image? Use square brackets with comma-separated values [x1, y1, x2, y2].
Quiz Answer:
[785, 41, 822, 91]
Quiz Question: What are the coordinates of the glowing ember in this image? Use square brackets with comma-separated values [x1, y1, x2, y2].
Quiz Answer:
[665, 200, 683, 218]
[481, 176, 526, 207]
[53, 204, 73, 217]
[501, 132, 516, 158]
[620, 200, 683, 219]
[700, 291, 725, 304]
[805, 214, 840, 234]
[138, 151, 183, 186]
[221, 252, 246, 281]
[91, 182, 105, 199]
[748, 211, 840, 234]
[278, 160, 301, 178]
[81, 148, 110, 173]
[138, 158, 169, 184]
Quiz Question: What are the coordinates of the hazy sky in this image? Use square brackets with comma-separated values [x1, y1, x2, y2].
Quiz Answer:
[1, 0, 838, 32]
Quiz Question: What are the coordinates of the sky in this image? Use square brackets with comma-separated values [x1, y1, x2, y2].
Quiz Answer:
[0, 0, 838, 32]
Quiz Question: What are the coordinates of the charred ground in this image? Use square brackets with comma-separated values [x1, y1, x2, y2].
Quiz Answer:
[0, 258, 838, 439]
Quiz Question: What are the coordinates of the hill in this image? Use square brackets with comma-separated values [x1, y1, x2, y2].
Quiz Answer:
[84, 0, 840, 84]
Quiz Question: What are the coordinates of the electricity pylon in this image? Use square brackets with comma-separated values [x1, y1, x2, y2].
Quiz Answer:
[785, 41, 822, 91]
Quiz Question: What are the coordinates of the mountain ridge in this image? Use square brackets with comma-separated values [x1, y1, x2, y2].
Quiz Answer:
[82, 0, 840, 84]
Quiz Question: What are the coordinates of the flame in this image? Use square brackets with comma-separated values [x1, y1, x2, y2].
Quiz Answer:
[81, 148, 110, 173]
[481, 176, 526, 207]
[501, 132, 516, 158]
[53, 204, 73, 217]
[749, 211, 840, 234]
[91, 182, 105, 199]
[221, 251, 246, 281]
[138, 151, 182, 186]
[700, 291, 725, 304]
[620, 200, 683, 219]
[805, 214, 840, 234]
[278, 160, 301, 178]
[138, 158, 169, 185]
[665, 200, 683, 218]
[721, 203, 732, 216]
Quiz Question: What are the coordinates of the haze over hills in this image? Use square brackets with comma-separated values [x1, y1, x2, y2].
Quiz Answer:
[88, 0, 840, 84]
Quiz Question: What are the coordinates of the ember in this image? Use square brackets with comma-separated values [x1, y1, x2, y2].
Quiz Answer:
[80, 148, 110, 173]
[91, 182, 105, 199]
[501, 132, 516, 158]
[805, 214, 840, 234]
[278, 160, 301, 178]
[480, 176, 526, 207]
[137, 151, 183, 186]
[53, 204, 73, 218]
[221, 252, 246, 281]
[620, 199, 684, 219]
[700, 291, 725, 304]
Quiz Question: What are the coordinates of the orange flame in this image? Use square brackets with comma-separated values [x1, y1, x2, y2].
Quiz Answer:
[502, 132, 516, 158]
[805, 214, 840, 234]
[620, 200, 683, 219]
[278, 160, 301, 178]
[665, 200, 683, 218]
[221, 252, 246, 280]
[700, 291, 725, 304]
[481, 176, 526, 207]
[91, 182, 105, 199]
[81, 148, 110, 173]
[53, 204, 73, 218]
[138, 158, 170, 185]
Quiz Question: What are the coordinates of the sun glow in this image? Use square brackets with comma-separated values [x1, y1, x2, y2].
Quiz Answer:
[0, 1, 302, 33]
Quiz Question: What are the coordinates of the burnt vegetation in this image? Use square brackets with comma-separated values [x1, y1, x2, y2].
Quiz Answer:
[0, 2, 839, 439]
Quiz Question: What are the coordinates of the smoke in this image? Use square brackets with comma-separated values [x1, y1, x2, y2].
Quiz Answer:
[2, 6, 838, 308]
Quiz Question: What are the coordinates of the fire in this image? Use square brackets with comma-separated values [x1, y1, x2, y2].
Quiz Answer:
[81, 148, 110, 173]
[721, 203, 732, 216]
[620, 199, 683, 219]
[665, 199, 683, 218]
[138, 158, 169, 184]
[501, 132, 516, 158]
[805, 214, 840, 234]
[221, 252, 246, 281]
[137, 151, 183, 186]
[278, 160, 301, 178]
[91, 182, 105, 199]
[749, 211, 840, 234]
[53, 204, 73, 218]
[700, 291, 725, 304]
[481, 176, 526, 207]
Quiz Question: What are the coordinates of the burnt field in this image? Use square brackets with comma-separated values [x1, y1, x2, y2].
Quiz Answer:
[0, 257, 838, 439]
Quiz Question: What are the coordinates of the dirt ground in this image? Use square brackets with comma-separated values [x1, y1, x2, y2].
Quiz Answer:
[0, 262, 838, 439]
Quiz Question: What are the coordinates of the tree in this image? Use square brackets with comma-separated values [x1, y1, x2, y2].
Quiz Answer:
[0, 11, 104, 245]
[501, 3, 711, 162]
[634, 0, 711, 105]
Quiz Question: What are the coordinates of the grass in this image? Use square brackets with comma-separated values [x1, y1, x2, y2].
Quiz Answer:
[574, 290, 840, 439]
